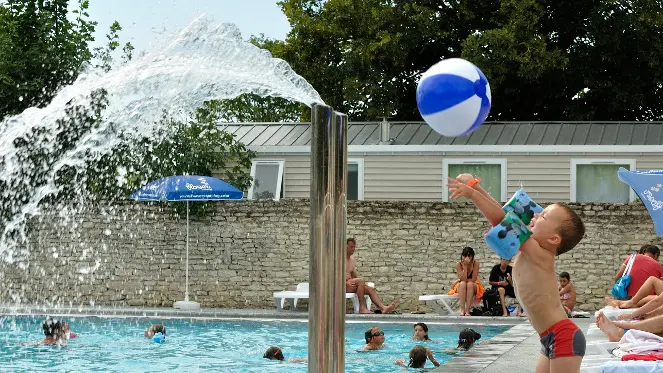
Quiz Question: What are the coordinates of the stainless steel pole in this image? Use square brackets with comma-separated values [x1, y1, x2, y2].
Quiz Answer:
[331, 111, 348, 367]
[308, 104, 346, 372]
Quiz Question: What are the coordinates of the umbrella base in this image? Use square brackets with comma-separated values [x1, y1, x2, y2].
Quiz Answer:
[173, 300, 200, 310]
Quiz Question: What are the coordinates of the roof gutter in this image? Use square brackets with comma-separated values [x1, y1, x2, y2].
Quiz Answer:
[247, 145, 663, 154]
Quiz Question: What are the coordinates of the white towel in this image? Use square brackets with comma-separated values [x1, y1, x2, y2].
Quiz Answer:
[618, 329, 663, 354]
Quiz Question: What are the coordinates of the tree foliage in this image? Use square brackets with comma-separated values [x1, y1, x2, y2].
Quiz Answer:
[0, 0, 256, 223]
[85, 101, 256, 216]
[205, 93, 307, 123]
[0, 0, 96, 119]
[272, 0, 663, 121]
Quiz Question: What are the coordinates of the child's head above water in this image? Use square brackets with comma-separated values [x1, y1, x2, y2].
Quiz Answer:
[42, 317, 64, 339]
[413, 322, 429, 341]
[364, 326, 385, 345]
[264, 346, 285, 360]
[529, 203, 585, 256]
[144, 324, 166, 338]
[457, 328, 481, 350]
[408, 345, 428, 368]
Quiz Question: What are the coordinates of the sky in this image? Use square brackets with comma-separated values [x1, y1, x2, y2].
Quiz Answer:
[69, 0, 292, 53]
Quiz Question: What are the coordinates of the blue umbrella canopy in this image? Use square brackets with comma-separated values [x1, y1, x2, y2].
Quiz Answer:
[618, 168, 663, 236]
[130, 175, 243, 201]
[130, 175, 243, 309]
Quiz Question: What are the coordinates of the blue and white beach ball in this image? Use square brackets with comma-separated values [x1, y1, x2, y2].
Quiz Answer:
[416, 58, 491, 137]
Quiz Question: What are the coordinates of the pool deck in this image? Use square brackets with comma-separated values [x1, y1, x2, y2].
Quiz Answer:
[0, 304, 594, 371]
[434, 318, 593, 372]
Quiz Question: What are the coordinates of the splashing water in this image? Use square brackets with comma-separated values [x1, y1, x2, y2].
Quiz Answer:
[0, 15, 323, 264]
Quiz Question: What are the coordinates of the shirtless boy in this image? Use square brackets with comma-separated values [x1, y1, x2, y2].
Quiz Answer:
[447, 174, 586, 373]
[346, 238, 397, 314]
[559, 272, 576, 315]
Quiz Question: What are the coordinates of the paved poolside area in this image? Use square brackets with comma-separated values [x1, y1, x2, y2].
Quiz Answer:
[0, 304, 594, 371]
[435, 318, 594, 372]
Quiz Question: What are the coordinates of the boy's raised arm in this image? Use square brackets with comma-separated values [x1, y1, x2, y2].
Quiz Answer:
[456, 173, 502, 209]
[447, 178, 505, 226]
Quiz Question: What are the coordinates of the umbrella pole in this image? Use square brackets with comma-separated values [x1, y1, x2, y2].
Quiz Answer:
[185, 200, 189, 302]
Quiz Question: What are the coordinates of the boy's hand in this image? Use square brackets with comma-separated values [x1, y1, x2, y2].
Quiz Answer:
[456, 173, 475, 185]
[447, 177, 475, 200]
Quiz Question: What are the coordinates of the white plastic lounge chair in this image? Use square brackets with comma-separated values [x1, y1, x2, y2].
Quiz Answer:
[418, 294, 519, 315]
[418, 295, 458, 314]
[273, 282, 374, 313]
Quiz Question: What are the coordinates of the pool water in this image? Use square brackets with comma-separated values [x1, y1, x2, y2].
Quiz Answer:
[0, 316, 510, 372]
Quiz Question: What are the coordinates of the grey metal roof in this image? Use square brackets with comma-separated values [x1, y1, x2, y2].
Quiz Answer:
[218, 122, 663, 146]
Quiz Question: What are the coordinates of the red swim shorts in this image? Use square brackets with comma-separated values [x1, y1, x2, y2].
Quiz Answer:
[539, 318, 586, 359]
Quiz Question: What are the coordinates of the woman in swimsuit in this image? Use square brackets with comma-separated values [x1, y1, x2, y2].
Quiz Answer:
[449, 247, 485, 316]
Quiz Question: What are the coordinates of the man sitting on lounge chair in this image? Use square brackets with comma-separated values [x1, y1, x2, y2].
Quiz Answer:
[346, 237, 397, 314]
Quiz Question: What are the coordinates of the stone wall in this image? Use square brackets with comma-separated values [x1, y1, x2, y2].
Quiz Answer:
[0, 200, 661, 313]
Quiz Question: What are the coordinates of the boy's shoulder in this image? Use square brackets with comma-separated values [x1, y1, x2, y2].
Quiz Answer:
[520, 238, 555, 267]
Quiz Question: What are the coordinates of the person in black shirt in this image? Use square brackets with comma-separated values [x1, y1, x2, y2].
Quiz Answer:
[489, 258, 515, 316]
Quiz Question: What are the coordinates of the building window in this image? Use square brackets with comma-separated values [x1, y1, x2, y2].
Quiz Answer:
[570, 159, 636, 203]
[443, 159, 507, 202]
[248, 160, 285, 200]
[348, 158, 364, 201]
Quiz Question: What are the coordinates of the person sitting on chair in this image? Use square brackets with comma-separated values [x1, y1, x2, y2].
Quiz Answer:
[489, 257, 516, 316]
[345, 237, 397, 314]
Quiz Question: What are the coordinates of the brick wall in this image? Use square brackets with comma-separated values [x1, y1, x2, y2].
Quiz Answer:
[1, 200, 660, 313]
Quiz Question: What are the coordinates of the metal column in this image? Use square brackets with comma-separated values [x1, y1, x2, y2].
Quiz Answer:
[308, 104, 347, 372]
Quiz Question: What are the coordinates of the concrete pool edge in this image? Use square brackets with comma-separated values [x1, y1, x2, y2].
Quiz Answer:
[432, 322, 537, 373]
[0, 304, 530, 325]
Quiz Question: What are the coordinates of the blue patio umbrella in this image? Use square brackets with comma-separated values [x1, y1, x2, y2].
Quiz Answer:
[131, 175, 243, 309]
[618, 168, 663, 237]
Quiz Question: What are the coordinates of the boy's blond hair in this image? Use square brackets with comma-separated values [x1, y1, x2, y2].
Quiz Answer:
[553, 204, 585, 256]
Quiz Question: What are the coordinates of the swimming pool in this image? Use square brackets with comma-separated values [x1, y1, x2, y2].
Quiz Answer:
[0, 315, 510, 372]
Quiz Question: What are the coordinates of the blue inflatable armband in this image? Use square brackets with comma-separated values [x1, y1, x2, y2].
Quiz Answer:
[485, 211, 533, 259]
[152, 332, 165, 344]
[502, 188, 543, 225]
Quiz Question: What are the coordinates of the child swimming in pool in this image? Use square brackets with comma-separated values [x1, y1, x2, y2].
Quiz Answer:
[144, 324, 166, 339]
[361, 326, 386, 351]
[443, 328, 481, 355]
[263, 346, 308, 363]
[395, 345, 440, 369]
[40, 317, 67, 345]
[412, 322, 432, 342]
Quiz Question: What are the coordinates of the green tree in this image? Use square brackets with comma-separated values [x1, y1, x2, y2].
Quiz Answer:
[0, 0, 254, 227]
[0, 0, 96, 119]
[93, 20, 134, 72]
[275, 0, 499, 120]
[0, 88, 109, 224]
[461, 0, 568, 119]
[85, 101, 256, 216]
[274, 0, 663, 121]
[205, 93, 307, 122]
[561, 0, 663, 120]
